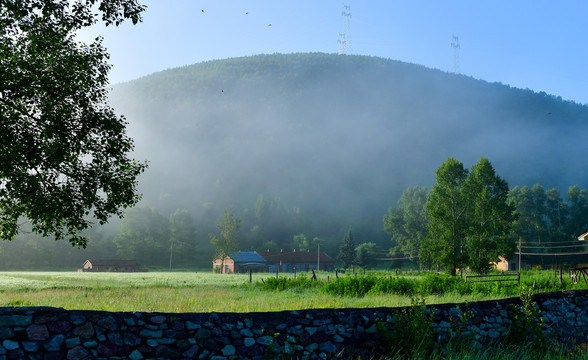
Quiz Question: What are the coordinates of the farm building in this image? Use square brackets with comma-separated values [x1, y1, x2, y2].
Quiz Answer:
[82, 260, 146, 272]
[493, 256, 524, 272]
[263, 250, 335, 273]
[212, 250, 336, 273]
[212, 251, 267, 274]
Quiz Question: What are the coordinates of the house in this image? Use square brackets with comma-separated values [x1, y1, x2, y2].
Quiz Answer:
[262, 249, 335, 273]
[578, 230, 588, 241]
[212, 251, 267, 274]
[493, 256, 523, 272]
[82, 259, 146, 272]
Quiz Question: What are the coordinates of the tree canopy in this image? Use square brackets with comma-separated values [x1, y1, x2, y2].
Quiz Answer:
[338, 230, 356, 269]
[383, 185, 429, 267]
[422, 157, 517, 274]
[424, 158, 469, 275]
[209, 208, 241, 268]
[0, 0, 147, 247]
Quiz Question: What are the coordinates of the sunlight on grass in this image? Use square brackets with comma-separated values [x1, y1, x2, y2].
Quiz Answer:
[0, 270, 581, 313]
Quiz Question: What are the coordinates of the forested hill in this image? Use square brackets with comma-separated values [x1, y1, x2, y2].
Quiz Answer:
[106, 52, 588, 255]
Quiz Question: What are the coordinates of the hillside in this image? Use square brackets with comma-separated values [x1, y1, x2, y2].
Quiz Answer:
[108, 52, 588, 252]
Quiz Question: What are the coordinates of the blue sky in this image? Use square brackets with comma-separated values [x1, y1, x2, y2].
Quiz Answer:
[79, 1, 588, 104]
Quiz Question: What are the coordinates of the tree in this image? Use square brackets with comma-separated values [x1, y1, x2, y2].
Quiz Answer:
[566, 185, 588, 238]
[424, 158, 468, 275]
[338, 230, 356, 270]
[293, 233, 310, 252]
[355, 242, 378, 270]
[0, 0, 147, 247]
[545, 188, 568, 243]
[462, 157, 516, 274]
[169, 209, 196, 268]
[115, 206, 170, 266]
[209, 208, 241, 273]
[383, 186, 429, 268]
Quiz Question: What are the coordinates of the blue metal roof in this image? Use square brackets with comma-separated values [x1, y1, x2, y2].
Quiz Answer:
[231, 251, 266, 263]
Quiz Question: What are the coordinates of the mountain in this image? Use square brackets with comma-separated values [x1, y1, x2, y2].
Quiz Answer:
[108, 52, 588, 250]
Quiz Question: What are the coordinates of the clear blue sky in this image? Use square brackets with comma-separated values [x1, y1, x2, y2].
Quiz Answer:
[79, 1, 588, 104]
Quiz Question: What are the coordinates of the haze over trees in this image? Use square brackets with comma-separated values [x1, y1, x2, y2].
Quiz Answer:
[0, 0, 147, 247]
[209, 208, 241, 272]
[2, 52, 588, 269]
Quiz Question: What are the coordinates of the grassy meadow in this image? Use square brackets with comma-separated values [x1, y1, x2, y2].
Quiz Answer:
[1, 270, 587, 359]
[0, 270, 584, 313]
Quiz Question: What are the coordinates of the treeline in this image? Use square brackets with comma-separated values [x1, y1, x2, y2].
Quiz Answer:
[385, 159, 588, 273]
[0, 194, 387, 270]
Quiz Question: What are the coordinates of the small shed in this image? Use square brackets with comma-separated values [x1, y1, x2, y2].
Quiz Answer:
[82, 260, 145, 272]
[212, 251, 267, 274]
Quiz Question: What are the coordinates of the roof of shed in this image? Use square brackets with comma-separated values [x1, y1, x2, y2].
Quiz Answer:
[229, 251, 266, 263]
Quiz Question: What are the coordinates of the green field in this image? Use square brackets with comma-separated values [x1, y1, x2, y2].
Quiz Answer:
[0, 270, 584, 313]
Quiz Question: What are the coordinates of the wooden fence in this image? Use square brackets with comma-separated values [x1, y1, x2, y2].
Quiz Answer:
[464, 272, 520, 285]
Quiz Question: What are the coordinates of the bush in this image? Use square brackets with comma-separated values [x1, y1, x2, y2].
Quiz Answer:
[256, 274, 318, 292]
[370, 277, 416, 296]
[323, 275, 377, 296]
[417, 274, 459, 295]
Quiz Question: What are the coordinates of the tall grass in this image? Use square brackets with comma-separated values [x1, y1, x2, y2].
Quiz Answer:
[0, 270, 585, 312]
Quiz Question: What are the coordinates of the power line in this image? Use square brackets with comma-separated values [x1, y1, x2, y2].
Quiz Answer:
[376, 256, 414, 261]
[520, 244, 588, 249]
[520, 240, 586, 245]
[516, 251, 588, 256]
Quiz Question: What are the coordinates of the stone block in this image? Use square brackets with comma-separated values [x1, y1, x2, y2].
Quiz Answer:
[27, 324, 49, 341]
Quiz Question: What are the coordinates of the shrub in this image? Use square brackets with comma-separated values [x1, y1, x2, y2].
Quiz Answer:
[370, 277, 416, 296]
[323, 275, 377, 297]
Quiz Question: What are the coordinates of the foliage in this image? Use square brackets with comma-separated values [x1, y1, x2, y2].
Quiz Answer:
[209, 208, 241, 269]
[424, 157, 518, 275]
[0, 0, 147, 246]
[254, 273, 320, 292]
[506, 291, 547, 351]
[463, 157, 517, 274]
[509, 184, 588, 265]
[169, 209, 197, 267]
[355, 242, 378, 270]
[377, 297, 435, 359]
[337, 230, 356, 269]
[114, 206, 169, 266]
[424, 158, 469, 275]
[383, 186, 430, 268]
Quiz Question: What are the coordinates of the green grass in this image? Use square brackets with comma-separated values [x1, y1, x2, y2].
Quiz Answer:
[0, 270, 585, 312]
[1, 270, 586, 359]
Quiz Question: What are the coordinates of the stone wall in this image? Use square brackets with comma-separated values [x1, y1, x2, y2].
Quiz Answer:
[0, 289, 586, 359]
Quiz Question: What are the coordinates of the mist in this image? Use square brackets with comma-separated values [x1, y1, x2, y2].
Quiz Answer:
[3, 53, 586, 269]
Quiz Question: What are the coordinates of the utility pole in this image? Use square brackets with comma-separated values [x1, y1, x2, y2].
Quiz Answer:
[169, 240, 173, 272]
[317, 244, 320, 271]
[518, 237, 521, 274]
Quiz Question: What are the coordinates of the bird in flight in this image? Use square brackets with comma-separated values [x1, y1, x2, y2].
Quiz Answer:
[201, 9, 204, 13]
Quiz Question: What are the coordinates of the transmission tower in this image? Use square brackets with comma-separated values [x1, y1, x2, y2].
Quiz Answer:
[337, 5, 352, 55]
[451, 35, 460, 73]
